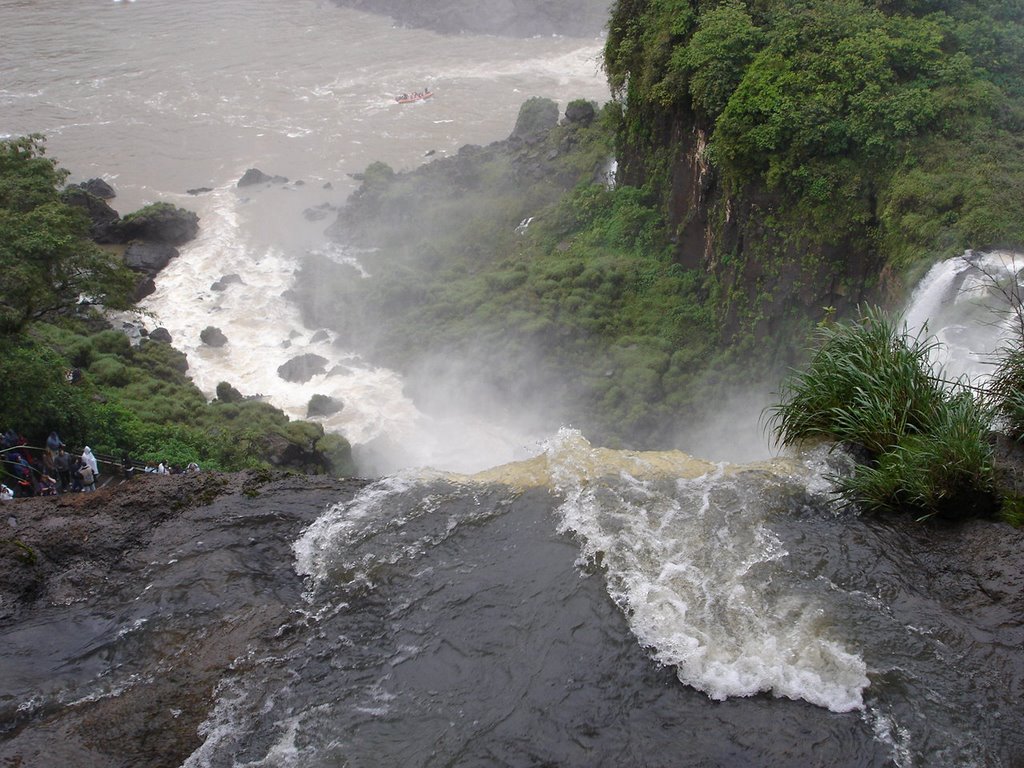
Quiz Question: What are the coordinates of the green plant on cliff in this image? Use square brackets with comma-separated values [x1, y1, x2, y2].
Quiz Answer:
[766, 307, 995, 518]
[988, 337, 1024, 440]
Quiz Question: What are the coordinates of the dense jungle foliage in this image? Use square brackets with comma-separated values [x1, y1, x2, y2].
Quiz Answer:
[0, 136, 354, 478]
[599, 0, 1024, 519]
[604, 0, 1024, 270]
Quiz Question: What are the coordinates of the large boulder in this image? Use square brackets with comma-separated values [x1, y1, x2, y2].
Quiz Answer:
[131, 274, 157, 302]
[509, 97, 559, 144]
[116, 203, 199, 245]
[61, 187, 122, 242]
[564, 99, 597, 127]
[73, 178, 116, 199]
[277, 354, 328, 383]
[307, 394, 344, 418]
[123, 242, 180, 301]
[211, 274, 244, 292]
[200, 326, 228, 347]
[148, 327, 173, 344]
[237, 168, 288, 187]
[123, 242, 179, 275]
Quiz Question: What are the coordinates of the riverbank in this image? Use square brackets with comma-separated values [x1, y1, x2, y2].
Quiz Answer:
[0, 470, 370, 767]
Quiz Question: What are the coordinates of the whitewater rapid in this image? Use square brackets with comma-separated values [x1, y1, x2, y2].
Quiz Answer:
[296, 428, 870, 714]
[904, 249, 1024, 383]
[1, 0, 609, 474]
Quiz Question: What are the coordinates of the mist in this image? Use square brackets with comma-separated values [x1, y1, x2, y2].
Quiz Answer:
[671, 386, 779, 465]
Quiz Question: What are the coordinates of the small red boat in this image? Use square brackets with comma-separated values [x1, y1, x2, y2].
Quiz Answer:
[395, 90, 434, 104]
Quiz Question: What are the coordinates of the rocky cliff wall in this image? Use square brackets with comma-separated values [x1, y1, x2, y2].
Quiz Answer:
[617, 104, 886, 358]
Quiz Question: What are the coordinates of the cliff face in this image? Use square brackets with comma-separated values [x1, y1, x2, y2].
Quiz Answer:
[616, 101, 884, 356]
[604, 0, 1024, 354]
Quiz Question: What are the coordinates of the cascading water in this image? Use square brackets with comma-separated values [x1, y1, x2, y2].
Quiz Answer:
[172, 426, 1018, 767]
[3, 0, 1024, 764]
[903, 249, 1024, 383]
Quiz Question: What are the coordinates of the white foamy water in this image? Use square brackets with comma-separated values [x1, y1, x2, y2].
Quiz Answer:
[540, 429, 869, 713]
[903, 249, 1024, 384]
[294, 428, 870, 714]
[1, 0, 608, 473]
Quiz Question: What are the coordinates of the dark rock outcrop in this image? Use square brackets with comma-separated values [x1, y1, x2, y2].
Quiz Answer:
[307, 394, 344, 417]
[564, 99, 597, 126]
[72, 178, 116, 199]
[509, 97, 559, 144]
[303, 203, 338, 222]
[148, 327, 173, 344]
[277, 354, 328, 383]
[124, 242, 179, 274]
[131, 275, 157, 301]
[0, 472, 369, 765]
[211, 274, 244, 292]
[200, 326, 228, 347]
[237, 168, 289, 187]
[117, 204, 200, 245]
[123, 242, 180, 300]
[61, 187, 122, 242]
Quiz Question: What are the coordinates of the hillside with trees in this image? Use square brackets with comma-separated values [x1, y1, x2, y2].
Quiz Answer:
[0, 136, 354, 481]
[604, 0, 1024, 344]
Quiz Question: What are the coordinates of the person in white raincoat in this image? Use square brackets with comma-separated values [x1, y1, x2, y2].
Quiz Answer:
[82, 446, 99, 479]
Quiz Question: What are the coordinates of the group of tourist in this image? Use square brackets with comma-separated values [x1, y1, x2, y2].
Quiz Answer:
[1, 430, 102, 498]
[1, 429, 202, 499]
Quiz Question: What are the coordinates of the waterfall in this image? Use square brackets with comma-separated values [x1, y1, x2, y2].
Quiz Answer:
[903, 249, 1024, 384]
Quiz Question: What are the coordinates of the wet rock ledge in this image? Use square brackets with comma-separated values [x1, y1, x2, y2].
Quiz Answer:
[0, 470, 370, 768]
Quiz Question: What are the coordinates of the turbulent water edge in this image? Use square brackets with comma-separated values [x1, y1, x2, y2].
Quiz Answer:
[2, 439, 1024, 767]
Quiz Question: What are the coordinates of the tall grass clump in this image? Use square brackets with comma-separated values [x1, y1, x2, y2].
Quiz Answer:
[766, 307, 996, 518]
[834, 392, 995, 519]
[986, 336, 1024, 440]
[767, 307, 945, 454]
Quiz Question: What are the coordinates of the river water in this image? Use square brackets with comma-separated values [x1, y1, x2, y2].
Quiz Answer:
[1, 0, 611, 474]
[3, 1, 1024, 766]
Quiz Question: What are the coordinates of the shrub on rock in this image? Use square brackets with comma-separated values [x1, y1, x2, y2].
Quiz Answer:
[118, 202, 199, 245]
[307, 393, 343, 417]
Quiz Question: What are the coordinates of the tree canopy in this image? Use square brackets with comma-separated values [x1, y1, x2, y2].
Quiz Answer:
[0, 135, 134, 334]
[604, 0, 1024, 264]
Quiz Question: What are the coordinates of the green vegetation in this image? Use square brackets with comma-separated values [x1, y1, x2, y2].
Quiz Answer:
[0, 135, 135, 334]
[292, 0, 1024, 455]
[767, 307, 999, 519]
[0, 320, 354, 474]
[604, 0, 1024, 315]
[295, 103, 718, 446]
[0, 135, 354, 477]
[987, 330, 1024, 440]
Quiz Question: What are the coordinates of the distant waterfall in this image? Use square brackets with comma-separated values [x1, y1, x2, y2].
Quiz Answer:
[903, 250, 1024, 384]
